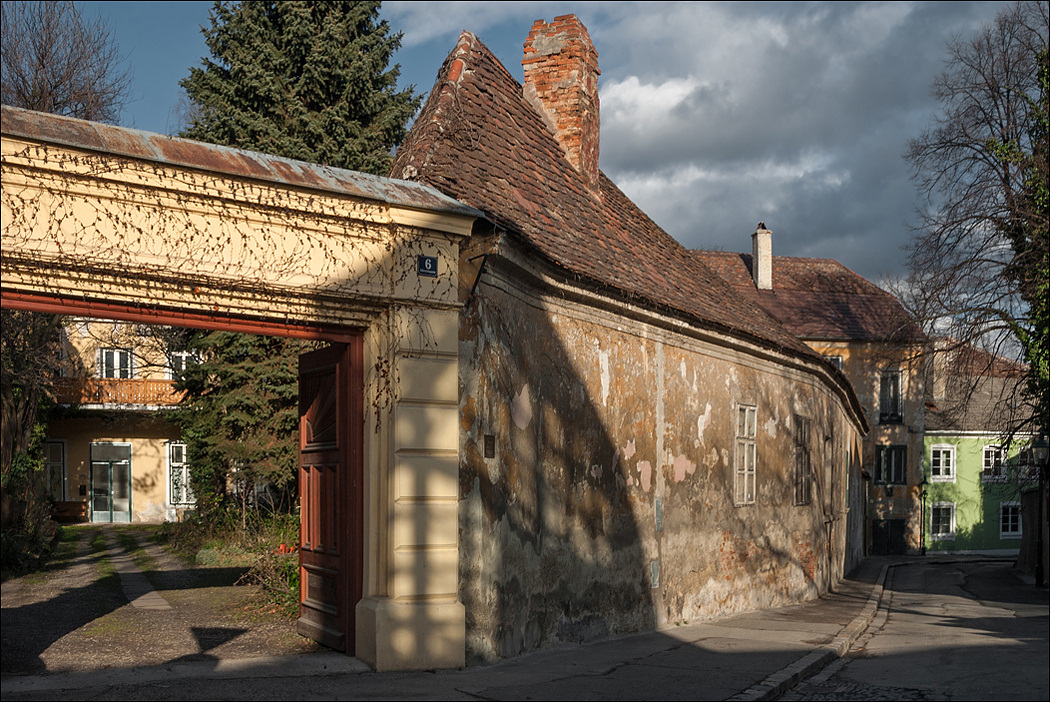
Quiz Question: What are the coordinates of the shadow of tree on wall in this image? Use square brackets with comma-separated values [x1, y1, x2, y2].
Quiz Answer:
[1, 129, 855, 674]
[453, 244, 847, 662]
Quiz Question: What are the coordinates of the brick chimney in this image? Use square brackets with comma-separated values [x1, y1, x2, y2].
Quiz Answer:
[751, 223, 772, 290]
[522, 15, 600, 190]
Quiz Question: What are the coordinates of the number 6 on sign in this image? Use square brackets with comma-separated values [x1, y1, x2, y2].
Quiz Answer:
[417, 255, 438, 277]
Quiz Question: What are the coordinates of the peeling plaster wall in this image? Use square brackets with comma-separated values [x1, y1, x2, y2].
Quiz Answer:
[459, 255, 861, 662]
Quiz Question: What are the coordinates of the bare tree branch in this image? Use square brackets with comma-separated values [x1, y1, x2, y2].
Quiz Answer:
[1, 0, 132, 123]
[902, 0, 1048, 442]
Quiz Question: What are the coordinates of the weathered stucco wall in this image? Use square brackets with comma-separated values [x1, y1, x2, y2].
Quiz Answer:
[808, 341, 925, 554]
[459, 253, 862, 662]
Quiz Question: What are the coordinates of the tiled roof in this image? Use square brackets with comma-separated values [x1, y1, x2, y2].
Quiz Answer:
[695, 251, 925, 342]
[926, 376, 1026, 432]
[391, 32, 812, 357]
[926, 341, 1027, 432]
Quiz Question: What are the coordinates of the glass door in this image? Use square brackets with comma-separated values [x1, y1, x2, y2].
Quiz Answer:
[90, 443, 132, 522]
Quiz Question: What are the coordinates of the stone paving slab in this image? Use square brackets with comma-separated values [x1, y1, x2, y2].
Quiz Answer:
[2, 556, 910, 701]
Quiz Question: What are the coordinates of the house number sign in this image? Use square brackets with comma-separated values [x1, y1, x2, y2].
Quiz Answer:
[417, 255, 438, 278]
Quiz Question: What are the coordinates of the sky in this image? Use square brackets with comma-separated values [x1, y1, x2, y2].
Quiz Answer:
[74, 1, 1011, 284]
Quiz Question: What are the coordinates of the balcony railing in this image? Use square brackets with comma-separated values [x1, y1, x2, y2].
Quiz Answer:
[53, 377, 184, 407]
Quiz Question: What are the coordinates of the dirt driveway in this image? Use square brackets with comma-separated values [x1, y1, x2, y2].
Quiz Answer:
[1, 524, 320, 676]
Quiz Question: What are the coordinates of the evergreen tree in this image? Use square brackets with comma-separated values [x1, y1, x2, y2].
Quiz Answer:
[173, 332, 300, 520]
[180, 0, 419, 175]
[174, 1, 419, 518]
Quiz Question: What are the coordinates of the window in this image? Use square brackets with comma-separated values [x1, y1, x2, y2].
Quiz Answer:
[735, 405, 757, 505]
[99, 347, 133, 379]
[166, 351, 197, 380]
[875, 445, 907, 485]
[982, 446, 1006, 481]
[879, 369, 902, 424]
[168, 442, 195, 507]
[1000, 502, 1022, 539]
[794, 414, 812, 505]
[44, 440, 65, 501]
[1017, 445, 1039, 481]
[824, 355, 844, 371]
[930, 444, 956, 483]
[931, 502, 955, 540]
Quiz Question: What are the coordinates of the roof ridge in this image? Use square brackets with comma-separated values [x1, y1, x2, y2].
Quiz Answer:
[391, 24, 821, 359]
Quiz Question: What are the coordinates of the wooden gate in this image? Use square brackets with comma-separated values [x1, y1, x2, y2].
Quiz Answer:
[296, 340, 363, 652]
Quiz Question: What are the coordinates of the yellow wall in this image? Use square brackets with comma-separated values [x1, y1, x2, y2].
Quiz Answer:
[806, 340, 926, 552]
[48, 414, 182, 522]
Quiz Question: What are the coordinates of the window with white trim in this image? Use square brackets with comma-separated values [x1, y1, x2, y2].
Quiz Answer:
[875, 445, 907, 485]
[99, 347, 133, 379]
[824, 355, 844, 371]
[168, 442, 195, 507]
[982, 446, 1006, 481]
[930, 444, 956, 483]
[1000, 502, 1022, 538]
[1017, 445, 1039, 481]
[879, 369, 902, 424]
[930, 502, 955, 540]
[735, 405, 757, 505]
[166, 351, 197, 380]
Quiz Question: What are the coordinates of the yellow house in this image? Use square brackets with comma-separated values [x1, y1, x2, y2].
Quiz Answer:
[46, 319, 190, 523]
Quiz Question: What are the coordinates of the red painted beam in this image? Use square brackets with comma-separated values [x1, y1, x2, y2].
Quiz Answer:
[0, 290, 362, 343]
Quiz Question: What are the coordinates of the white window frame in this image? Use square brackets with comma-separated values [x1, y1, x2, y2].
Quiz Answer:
[794, 414, 812, 506]
[167, 441, 195, 507]
[982, 445, 1006, 481]
[1000, 502, 1022, 539]
[99, 347, 134, 379]
[930, 444, 956, 483]
[166, 351, 196, 380]
[930, 502, 955, 541]
[875, 445, 907, 485]
[824, 355, 844, 371]
[735, 404, 757, 506]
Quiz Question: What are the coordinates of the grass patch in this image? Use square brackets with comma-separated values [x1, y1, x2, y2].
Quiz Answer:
[155, 509, 300, 617]
[80, 610, 135, 636]
[88, 529, 117, 584]
[114, 528, 156, 573]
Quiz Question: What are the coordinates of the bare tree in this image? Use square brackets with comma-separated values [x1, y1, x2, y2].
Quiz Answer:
[904, 0, 1048, 442]
[1, 1, 132, 563]
[1, 0, 132, 123]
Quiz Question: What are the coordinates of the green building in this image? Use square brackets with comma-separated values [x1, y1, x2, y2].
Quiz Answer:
[923, 344, 1033, 554]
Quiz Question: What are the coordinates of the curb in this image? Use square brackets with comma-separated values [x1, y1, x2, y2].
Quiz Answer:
[726, 563, 891, 702]
[728, 555, 1021, 701]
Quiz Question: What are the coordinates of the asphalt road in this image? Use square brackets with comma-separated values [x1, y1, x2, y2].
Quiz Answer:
[783, 560, 1049, 701]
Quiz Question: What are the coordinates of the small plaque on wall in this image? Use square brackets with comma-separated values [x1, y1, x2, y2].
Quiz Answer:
[417, 255, 438, 277]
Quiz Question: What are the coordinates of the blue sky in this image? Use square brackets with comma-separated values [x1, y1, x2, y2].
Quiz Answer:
[73, 1, 1010, 283]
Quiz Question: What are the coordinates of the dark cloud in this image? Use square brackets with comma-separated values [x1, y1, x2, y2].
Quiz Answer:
[381, 2, 1010, 281]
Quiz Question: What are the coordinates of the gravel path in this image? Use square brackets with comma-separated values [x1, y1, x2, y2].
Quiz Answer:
[1, 525, 319, 677]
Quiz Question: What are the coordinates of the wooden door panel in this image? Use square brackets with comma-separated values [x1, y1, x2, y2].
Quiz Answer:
[296, 340, 363, 653]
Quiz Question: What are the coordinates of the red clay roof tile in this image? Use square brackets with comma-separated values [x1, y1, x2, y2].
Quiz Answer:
[694, 251, 925, 342]
[392, 32, 811, 356]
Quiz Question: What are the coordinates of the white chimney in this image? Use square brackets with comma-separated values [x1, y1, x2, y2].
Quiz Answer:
[752, 223, 772, 290]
